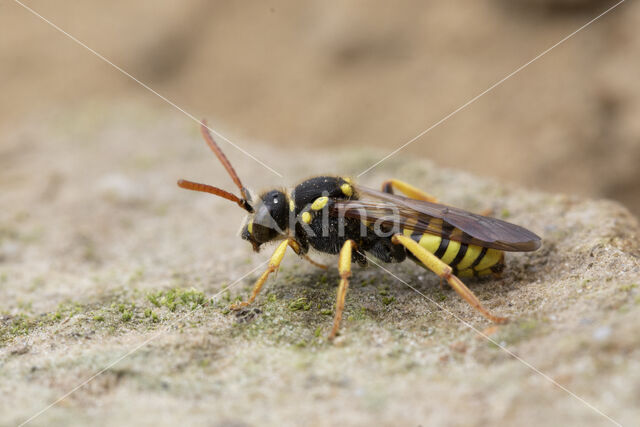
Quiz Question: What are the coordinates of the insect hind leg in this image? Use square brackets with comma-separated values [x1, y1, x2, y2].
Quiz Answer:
[392, 234, 507, 324]
[381, 179, 439, 203]
[381, 179, 495, 217]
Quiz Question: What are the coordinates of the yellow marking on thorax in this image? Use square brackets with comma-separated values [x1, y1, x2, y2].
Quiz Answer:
[289, 199, 295, 212]
[247, 220, 253, 234]
[301, 211, 312, 224]
[340, 183, 353, 197]
[311, 197, 329, 210]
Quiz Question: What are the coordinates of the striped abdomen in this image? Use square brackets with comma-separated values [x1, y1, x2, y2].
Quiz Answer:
[402, 228, 504, 278]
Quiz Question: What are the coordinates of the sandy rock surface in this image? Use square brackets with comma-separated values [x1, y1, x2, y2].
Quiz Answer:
[1, 110, 639, 426]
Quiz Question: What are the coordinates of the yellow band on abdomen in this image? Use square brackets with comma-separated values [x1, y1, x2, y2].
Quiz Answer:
[473, 248, 502, 271]
[401, 229, 503, 271]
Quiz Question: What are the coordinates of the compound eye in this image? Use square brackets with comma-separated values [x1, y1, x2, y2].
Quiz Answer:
[253, 190, 289, 238]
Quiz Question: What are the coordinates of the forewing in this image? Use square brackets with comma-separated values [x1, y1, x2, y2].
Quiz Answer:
[331, 185, 541, 252]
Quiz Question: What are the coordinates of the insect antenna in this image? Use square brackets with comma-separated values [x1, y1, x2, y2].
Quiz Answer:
[200, 120, 252, 203]
[177, 120, 253, 213]
[177, 179, 252, 212]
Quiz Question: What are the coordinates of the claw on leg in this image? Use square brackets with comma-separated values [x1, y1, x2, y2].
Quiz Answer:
[329, 240, 356, 340]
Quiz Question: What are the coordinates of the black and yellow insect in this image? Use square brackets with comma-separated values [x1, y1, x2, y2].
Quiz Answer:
[179, 122, 541, 339]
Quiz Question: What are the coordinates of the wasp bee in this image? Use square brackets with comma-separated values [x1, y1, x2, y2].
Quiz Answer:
[179, 122, 541, 339]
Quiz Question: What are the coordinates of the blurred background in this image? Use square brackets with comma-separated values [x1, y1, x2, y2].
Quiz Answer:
[1, 0, 638, 215]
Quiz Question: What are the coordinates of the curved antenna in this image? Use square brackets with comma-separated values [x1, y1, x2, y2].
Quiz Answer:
[177, 120, 253, 213]
[200, 120, 251, 203]
[178, 179, 252, 212]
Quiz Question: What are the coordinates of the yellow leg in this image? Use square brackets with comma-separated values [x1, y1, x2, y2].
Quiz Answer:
[329, 240, 356, 340]
[382, 179, 439, 203]
[392, 234, 507, 323]
[383, 179, 495, 217]
[479, 208, 494, 217]
[231, 239, 291, 310]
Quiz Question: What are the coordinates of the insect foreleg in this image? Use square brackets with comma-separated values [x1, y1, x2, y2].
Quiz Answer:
[231, 238, 291, 310]
[392, 234, 507, 324]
